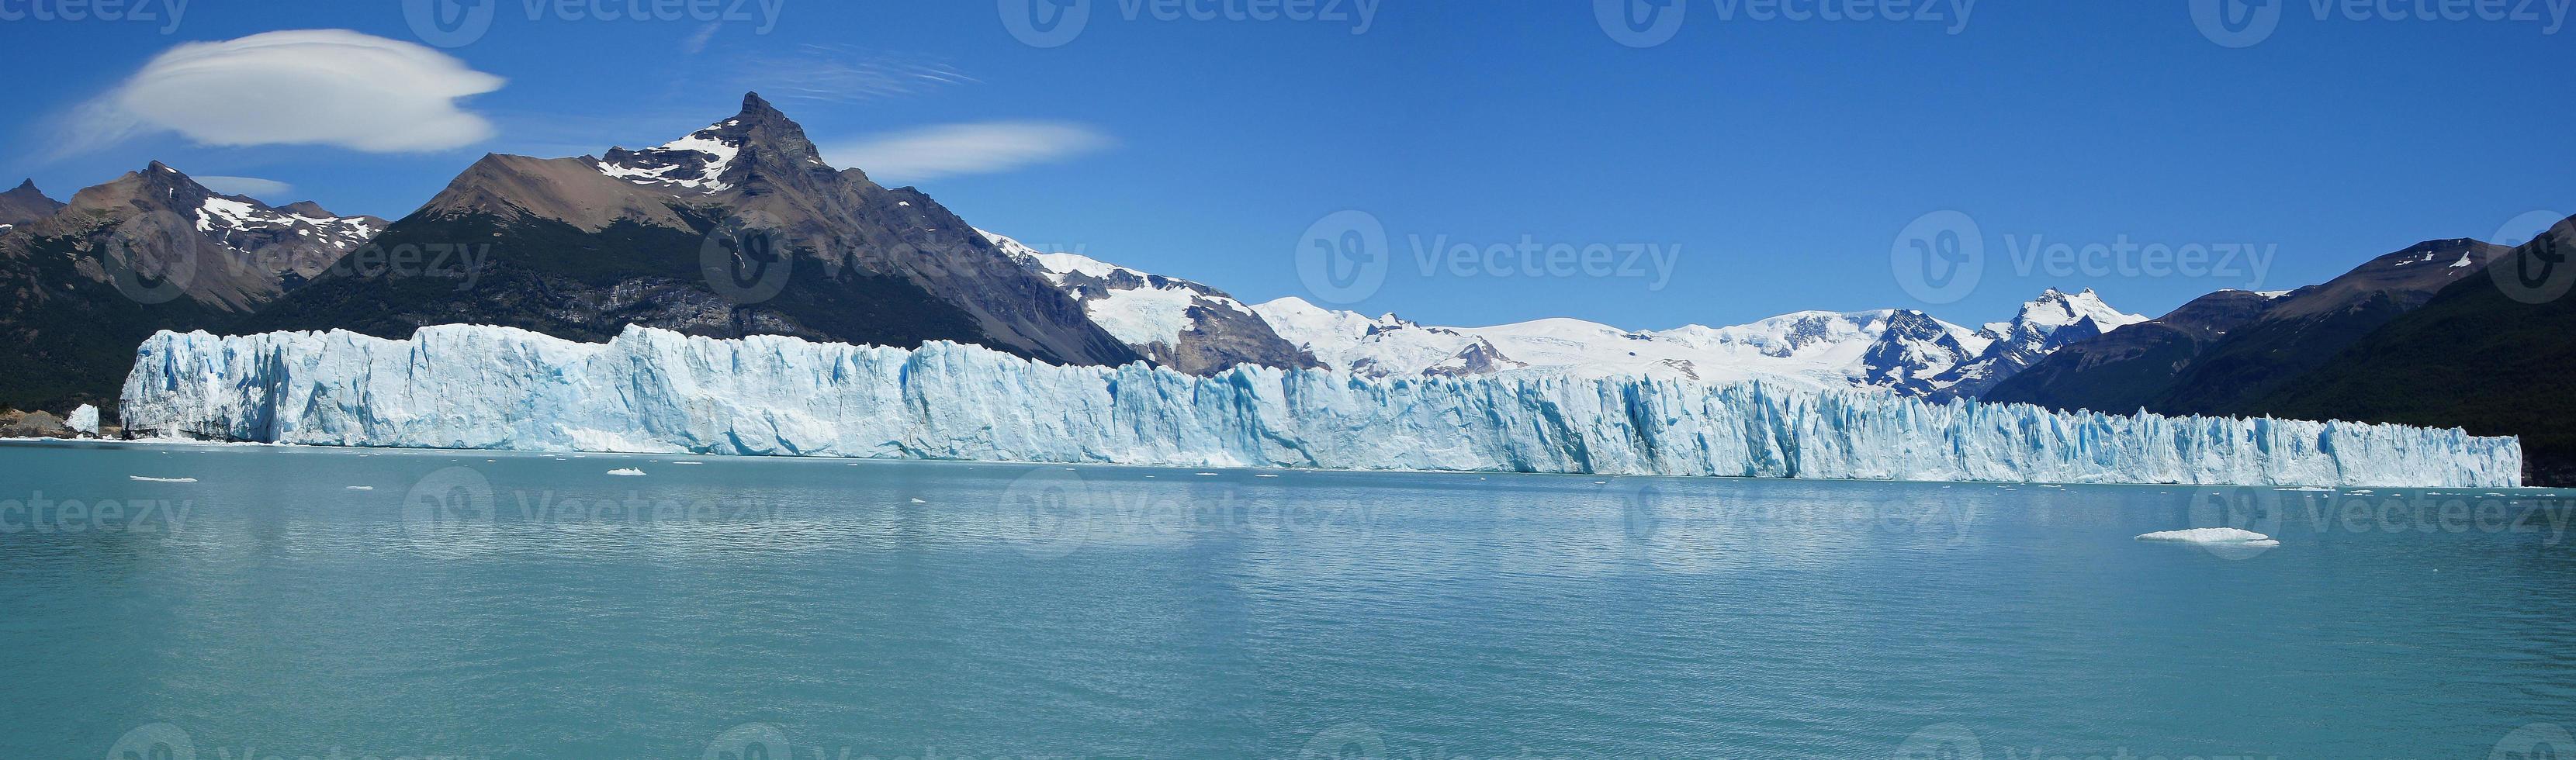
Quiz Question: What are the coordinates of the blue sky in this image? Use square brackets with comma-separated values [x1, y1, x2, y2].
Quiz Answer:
[3, 1, 2569, 330]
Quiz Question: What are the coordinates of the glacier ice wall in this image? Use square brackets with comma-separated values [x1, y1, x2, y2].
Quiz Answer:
[119, 325, 2523, 487]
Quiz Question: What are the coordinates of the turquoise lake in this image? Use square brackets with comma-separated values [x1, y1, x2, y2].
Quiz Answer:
[3, 441, 2574, 758]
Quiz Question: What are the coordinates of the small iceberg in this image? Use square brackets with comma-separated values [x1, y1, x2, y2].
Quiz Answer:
[606, 468, 646, 476]
[128, 475, 196, 483]
[2136, 528, 2281, 547]
[909, 498, 926, 504]
[346, 485, 375, 491]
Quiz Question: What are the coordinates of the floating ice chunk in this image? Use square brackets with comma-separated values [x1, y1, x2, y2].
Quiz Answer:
[346, 485, 374, 490]
[128, 475, 196, 483]
[606, 468, 646, 476]
[2135, 528, 2281, 546]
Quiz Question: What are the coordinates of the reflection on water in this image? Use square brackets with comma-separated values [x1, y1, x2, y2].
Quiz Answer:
[2, 441, 2573, 758]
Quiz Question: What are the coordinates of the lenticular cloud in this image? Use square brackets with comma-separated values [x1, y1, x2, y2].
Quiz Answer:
[67, 29, 505, 155]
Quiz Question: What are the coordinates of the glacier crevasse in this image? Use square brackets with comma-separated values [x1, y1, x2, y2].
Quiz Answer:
[117, 325, 2524, 487]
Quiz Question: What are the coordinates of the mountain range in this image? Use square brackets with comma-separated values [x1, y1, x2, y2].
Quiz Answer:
[2, 92, 2567, 482]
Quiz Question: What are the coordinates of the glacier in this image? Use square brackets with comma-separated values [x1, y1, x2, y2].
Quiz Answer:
[117, 324, 2523, 488]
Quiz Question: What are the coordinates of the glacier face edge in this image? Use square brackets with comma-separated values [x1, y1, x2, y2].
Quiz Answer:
[118, 325, 2524, 488]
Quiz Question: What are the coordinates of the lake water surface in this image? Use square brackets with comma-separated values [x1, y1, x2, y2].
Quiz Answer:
[4, 441, 2573, 758]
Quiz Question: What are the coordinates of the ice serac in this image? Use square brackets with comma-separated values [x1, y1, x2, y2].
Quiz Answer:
[119, 325, 2524, 488]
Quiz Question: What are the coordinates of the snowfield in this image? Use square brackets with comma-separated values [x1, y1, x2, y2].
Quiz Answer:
[118, 325, 2523, 488]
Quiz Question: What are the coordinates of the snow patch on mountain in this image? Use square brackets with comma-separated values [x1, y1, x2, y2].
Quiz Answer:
[596, 121, 742, 192]
[1254, 297, 2005, 394]
[982, 230, 1259, 347]
[192, 195, 382, 257]
[118, 324, 2523, 488]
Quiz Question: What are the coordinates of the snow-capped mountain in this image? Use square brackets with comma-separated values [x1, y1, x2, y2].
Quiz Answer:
[0, 161, 386, 413]
[1250, 294, 2131, 397]
[1930, 288, 2147, 400]
[250, 92, 1141, 368]
[982, 230, 1314, 375]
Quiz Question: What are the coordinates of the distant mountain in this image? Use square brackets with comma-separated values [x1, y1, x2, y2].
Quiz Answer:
[1929, 288, 2146, 400]
[981, 231, 1314, 375]
[246, 92, 1141, 368]
[0, 179, 65, 226]
[0, 163, 382, 412]
[1986, 237, 2507, 416]
[2247, 218, 2576, 484]
[1982, 288, 2286, 413]
[1248, 289, 2133, 396]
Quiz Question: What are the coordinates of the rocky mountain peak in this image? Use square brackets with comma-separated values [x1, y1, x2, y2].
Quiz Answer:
[0, 178, 65, 225]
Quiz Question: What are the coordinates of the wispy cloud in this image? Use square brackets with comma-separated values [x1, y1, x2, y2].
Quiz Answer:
[729, 44, 977, 105]
[58, 29, 504, 157]
[680, 23, 722, 55]
[194, 176, 293, 199]
[823, 122, 1114, 183]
